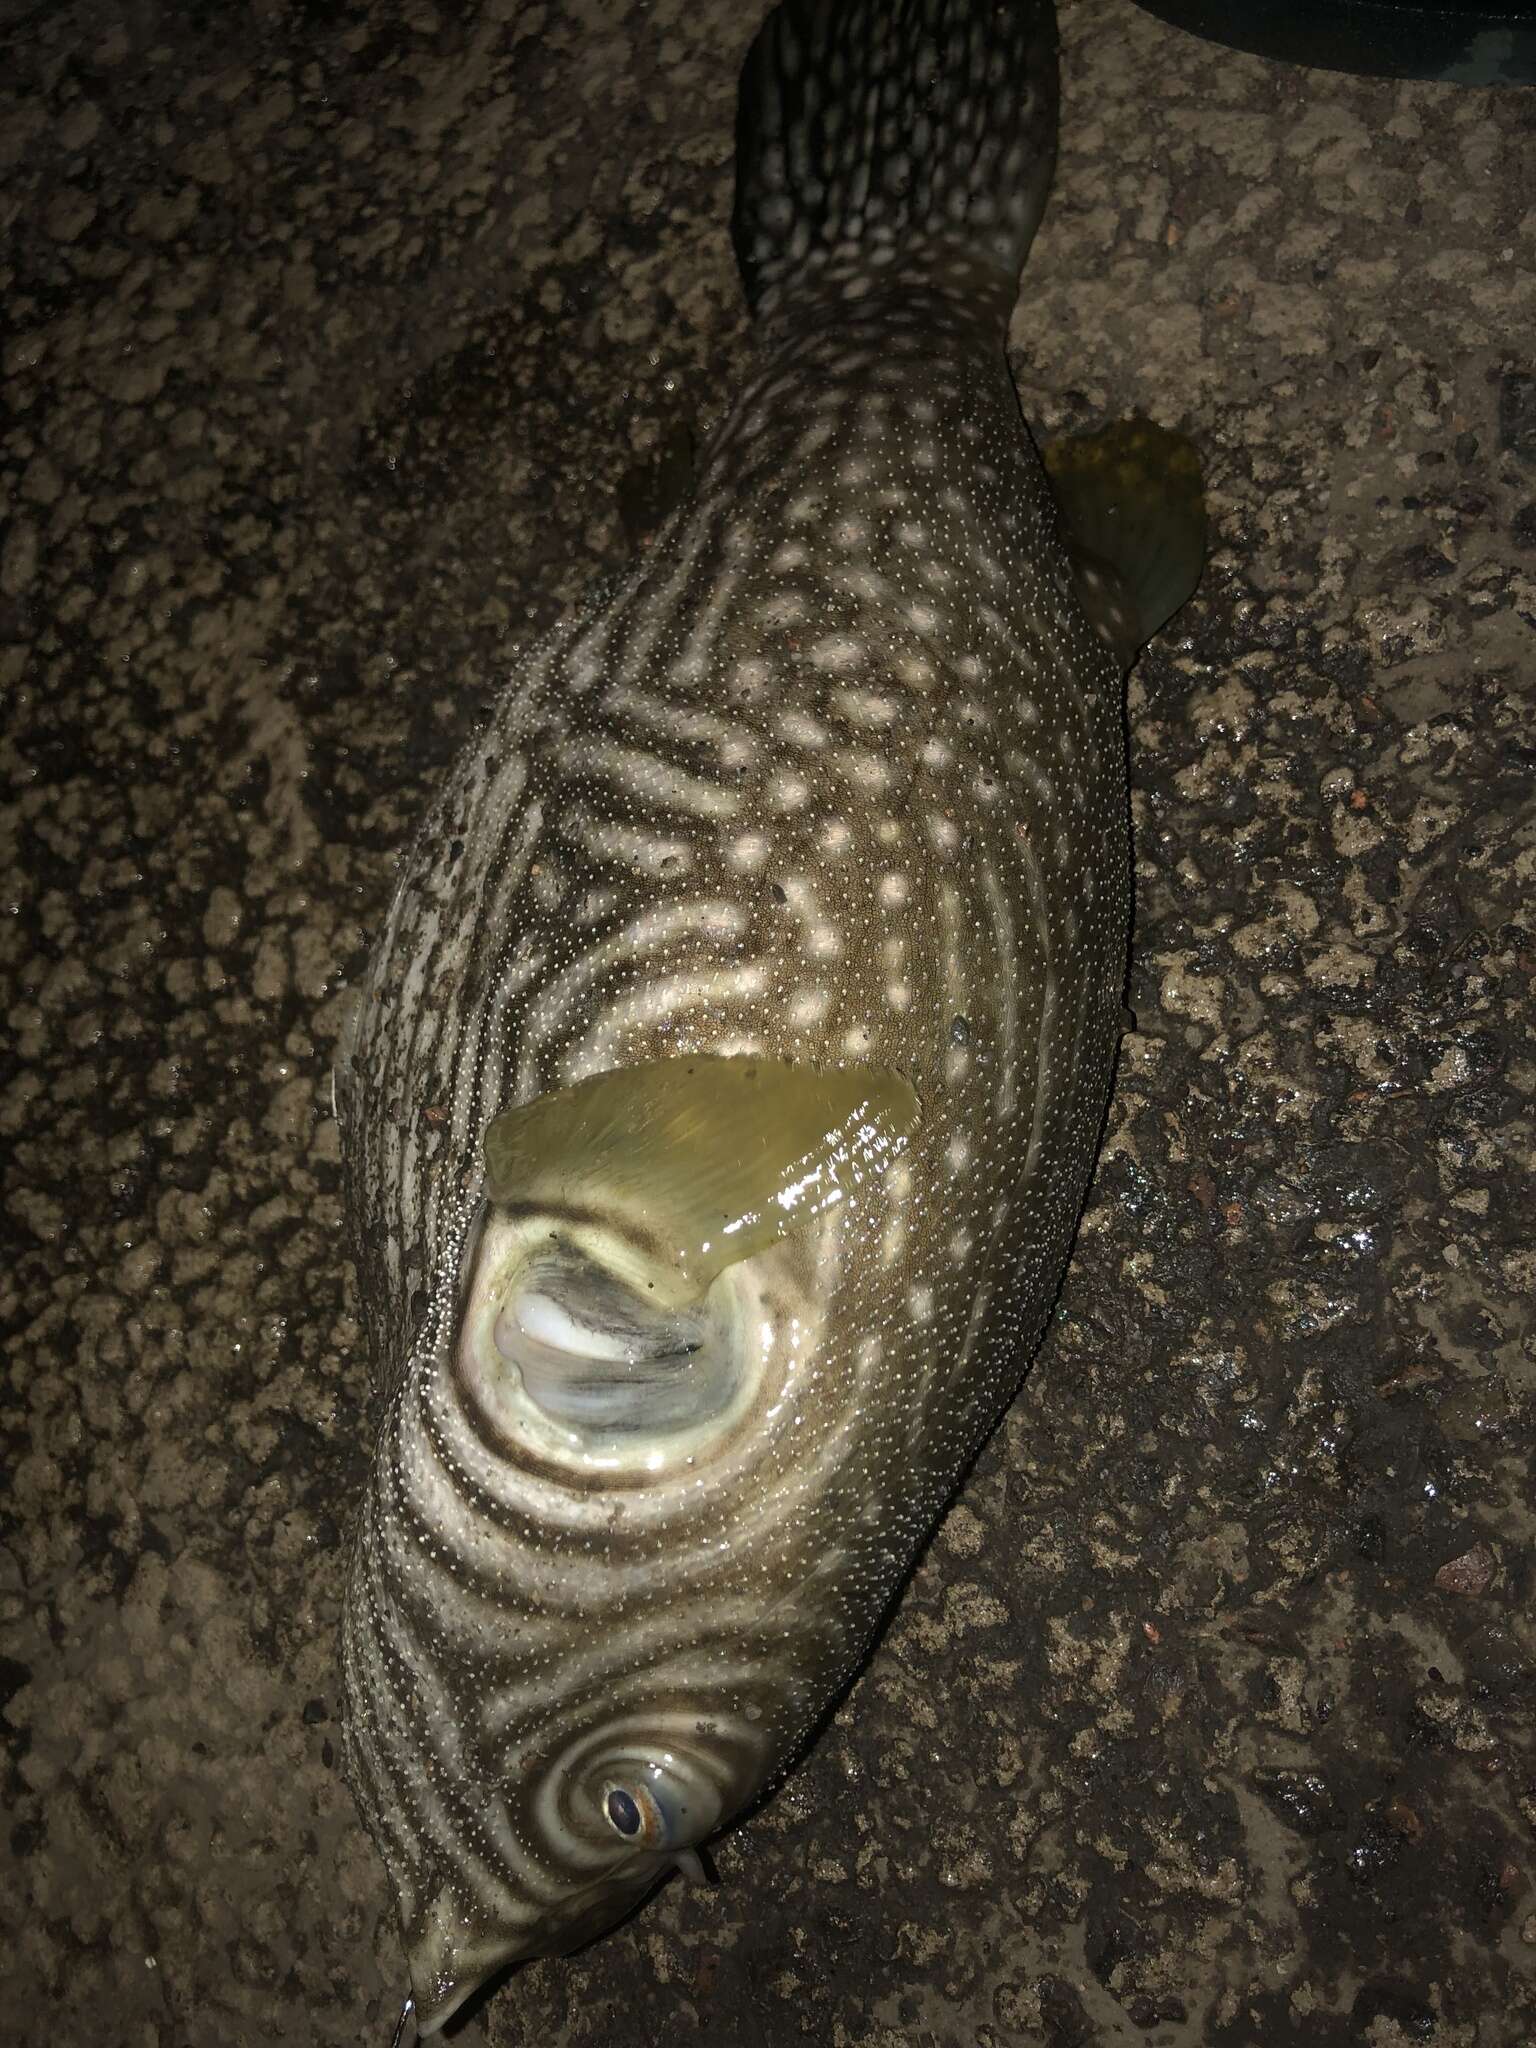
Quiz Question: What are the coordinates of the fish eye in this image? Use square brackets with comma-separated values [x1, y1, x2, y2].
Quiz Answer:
[605, 1787, 642, 1837]
[602, 1775, 677, 1850]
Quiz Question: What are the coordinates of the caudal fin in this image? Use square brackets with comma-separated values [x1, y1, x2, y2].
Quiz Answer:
[732, 0, 1060, 316]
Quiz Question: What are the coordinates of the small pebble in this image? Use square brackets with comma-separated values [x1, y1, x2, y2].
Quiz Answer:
[1434, 1543, 1496, 1597]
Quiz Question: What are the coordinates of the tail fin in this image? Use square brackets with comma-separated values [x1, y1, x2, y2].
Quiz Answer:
[733, 0, 1059, 316]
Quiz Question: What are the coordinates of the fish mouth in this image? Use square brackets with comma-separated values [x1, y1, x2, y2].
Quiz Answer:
[406, 1863, 672, 2036]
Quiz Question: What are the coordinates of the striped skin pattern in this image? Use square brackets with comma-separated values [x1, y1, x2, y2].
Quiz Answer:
[336, 1, 1135, 2033]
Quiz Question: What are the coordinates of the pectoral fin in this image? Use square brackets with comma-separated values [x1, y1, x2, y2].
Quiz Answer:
[1043, 418, 1206, 667]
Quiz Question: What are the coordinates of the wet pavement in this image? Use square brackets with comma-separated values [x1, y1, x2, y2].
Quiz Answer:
[2, 2, 1533, 2043]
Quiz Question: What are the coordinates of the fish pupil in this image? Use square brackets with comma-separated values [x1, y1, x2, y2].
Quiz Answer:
[606, 1788, 642, 1836]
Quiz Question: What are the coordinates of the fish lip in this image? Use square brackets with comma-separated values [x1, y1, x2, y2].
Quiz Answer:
[407, 1937, 529, 2038]
[406, 1863, 672, 2035]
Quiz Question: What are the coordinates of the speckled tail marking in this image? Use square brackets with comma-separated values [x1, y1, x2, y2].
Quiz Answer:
[336, 1, 1203, 2035]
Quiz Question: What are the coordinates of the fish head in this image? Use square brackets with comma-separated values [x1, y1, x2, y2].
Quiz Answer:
[348, 1056, 920, 2035]
[399, 1728, 733, 2033]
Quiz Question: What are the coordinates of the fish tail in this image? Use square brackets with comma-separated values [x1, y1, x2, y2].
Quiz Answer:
[732, 0, 1059, 318]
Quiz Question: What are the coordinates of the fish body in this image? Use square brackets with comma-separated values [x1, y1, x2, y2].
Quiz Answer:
[337, 0, 1202, 2033]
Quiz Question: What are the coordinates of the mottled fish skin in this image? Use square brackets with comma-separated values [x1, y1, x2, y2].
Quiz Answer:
[337, 0, 1137, 2033]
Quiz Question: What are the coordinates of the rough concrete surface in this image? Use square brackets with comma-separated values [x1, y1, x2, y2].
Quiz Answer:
[2, 1, 1533, 2043]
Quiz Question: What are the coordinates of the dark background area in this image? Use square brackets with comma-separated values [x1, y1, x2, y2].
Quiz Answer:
[1, 2, 1532, 2042]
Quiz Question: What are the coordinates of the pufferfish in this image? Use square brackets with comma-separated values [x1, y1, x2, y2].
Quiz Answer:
[335, 0, 1205, 2034]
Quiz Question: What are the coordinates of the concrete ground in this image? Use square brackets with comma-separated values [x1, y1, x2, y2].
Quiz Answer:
[2, 1, 1533, 2043]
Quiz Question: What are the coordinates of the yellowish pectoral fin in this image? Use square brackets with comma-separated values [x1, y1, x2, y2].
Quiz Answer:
[1042, 418, 1206, 667]
[483, 1056, 920, 1307]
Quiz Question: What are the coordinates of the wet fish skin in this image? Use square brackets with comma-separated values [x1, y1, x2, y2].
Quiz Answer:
[336, 0, 1200, 2033]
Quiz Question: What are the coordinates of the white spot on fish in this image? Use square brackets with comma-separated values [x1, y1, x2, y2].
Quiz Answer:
[769, 770, 811, 812]
[787, 986, 830, 1028]
[926, 812, 960, 856]
[729, 831, 771, 871]
[831, 686, 896, 728]
[777, 708, 828, 749]
[760, 591, 807, 629]
[809, 634, 864, 673]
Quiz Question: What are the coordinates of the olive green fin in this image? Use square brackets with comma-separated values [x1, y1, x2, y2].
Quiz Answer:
[1042, 419, 1206, 666]
[483, 1056, 919, 1308]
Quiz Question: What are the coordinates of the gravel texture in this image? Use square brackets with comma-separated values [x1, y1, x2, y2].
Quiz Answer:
[2, 3, 1533, 2044]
